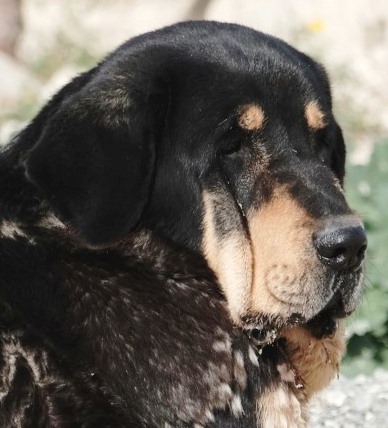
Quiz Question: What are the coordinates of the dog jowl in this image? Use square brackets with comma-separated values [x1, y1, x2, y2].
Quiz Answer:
[23, 21, 366, 396]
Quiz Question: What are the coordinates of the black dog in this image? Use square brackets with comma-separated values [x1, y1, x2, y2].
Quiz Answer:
[0, 21, 366, 427]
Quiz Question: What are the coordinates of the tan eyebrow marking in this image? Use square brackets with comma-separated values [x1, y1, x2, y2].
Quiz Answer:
[304, 101, 326, 129]
[237, 104, 265, 131]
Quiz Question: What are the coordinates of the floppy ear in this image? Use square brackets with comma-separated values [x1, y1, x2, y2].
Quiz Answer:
[25, 70, 163, 246]
[296, 52, 346, 183]
[329, 121, 346, 184]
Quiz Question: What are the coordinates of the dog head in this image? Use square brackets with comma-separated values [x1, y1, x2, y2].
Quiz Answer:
[23, 22, 366, 332]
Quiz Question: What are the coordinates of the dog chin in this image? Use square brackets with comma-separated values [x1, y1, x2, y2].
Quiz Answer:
[242, 266, 365, 346]
[300, 297, 347, 339]
[290, 282, 363, 340]
[295, 268, 365, 335]
[243, 291, 354, 346]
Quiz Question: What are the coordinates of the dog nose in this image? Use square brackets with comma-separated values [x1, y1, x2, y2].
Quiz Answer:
[314, 218, 367, 271]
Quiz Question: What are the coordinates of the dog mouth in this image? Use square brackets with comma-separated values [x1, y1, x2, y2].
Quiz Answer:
[241, 260, 365, 351]
[302, 292, 348, 339]
[242, 289, 352, 349]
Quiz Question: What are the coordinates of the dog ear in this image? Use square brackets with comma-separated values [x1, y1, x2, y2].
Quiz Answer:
[296, 52, 346, 183]
[329, 121, 346, 184]
[25, 69, 163, 246]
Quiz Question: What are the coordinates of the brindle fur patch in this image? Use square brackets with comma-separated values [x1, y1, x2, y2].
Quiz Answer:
[256, 384, 307, 428]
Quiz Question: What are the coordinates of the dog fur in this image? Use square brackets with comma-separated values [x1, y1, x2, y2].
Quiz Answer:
[0, 21, 366, 427]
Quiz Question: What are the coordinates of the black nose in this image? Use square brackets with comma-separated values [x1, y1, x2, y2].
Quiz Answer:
[313, 217, 367, 271]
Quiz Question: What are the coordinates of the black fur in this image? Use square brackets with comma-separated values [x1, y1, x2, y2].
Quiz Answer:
[0, 229, 276, 426]
[0, 21, 363, 427]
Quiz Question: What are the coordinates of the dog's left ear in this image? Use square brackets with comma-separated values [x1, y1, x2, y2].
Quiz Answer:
[25, 69, 165, 246]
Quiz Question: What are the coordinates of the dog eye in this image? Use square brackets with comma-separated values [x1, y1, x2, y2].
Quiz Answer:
[221, 139, 243, 156]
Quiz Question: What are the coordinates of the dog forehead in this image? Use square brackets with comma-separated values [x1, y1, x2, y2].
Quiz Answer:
[95, 24, 323, 130]
[113, 22, 316, 88]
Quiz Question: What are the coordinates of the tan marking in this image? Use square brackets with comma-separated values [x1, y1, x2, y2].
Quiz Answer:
[237, 104, 265, 131]
[202, 186, 334, 324]
[256, 384, 307, 428]
[247, 189, 327, 321]
[202, 191, 252, 324]
[280, 321, 345, 398]
[305, 101, 326, 129]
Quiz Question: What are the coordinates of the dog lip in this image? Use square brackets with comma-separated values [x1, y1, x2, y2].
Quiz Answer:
[302, 293, 348, 339]
[288, 313, 307, 324]
[240, 276, 357, 339]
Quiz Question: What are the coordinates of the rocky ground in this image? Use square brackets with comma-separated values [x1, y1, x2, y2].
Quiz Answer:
[310, 370, 388, 427]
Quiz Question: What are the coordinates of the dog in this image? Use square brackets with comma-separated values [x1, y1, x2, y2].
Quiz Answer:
[0, 21, 366, 427]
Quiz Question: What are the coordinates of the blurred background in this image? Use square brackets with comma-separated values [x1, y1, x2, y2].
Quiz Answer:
[0, 0, 387, 376]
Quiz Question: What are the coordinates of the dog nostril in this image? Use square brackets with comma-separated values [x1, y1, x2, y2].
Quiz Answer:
[357, 244, 367, 259]
[330, 246, 347, 259]
[314, 221, 367, 271]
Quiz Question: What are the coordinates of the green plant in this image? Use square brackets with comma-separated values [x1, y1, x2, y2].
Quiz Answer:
[342, 139, 388, 376]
